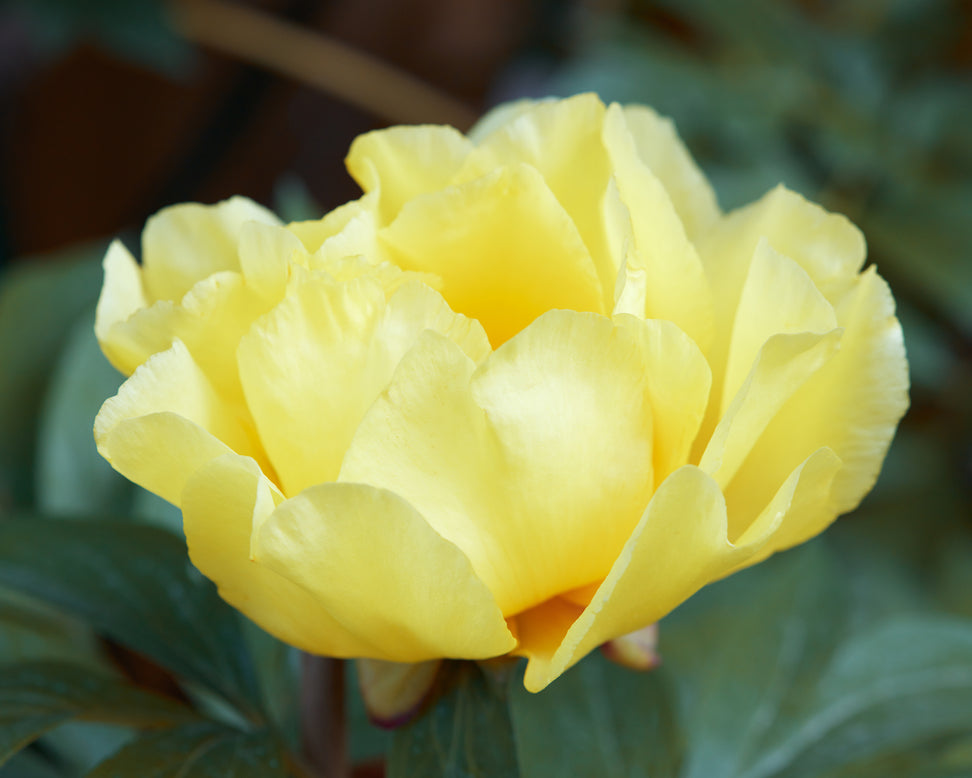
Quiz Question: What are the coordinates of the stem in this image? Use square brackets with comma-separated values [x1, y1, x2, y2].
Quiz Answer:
[299, 655, 349, 778]
[168, 0, 478, 129]
[300, 654, 349, 778]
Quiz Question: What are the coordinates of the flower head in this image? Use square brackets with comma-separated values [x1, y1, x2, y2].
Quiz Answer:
[95, 94, 908, 692]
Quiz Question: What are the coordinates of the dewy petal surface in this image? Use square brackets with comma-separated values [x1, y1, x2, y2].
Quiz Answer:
[141, 196, 280, 303]
[381, 163, 604, 346]
[342, 311, 707, 617]
[238, 272, 489, 497]
[252, 483, 516, 662]
[182, 453, 370, 656]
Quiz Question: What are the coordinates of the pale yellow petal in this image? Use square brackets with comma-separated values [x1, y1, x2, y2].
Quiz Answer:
[238, 273, 488, 496]
[614, 314, 711, 483]
[142, 196, 279, 303]
[381, 163, 604, 346]
[622, 104, 720, 242]
[95, 241, 148, 373]
[724, 268, 908, 528]
[355, 659, 442, 726]
[458, 94, 617, 308]
[286, 193, 376, 253]
[602, 103, 713, 350]
[342, 311, 669, 617]
[346, 126, 473, 225]
[519, 466, 745, 692]
[696, 186, 866, 457]
[238, 221, 307, 304]
[182, 453, 367, 655]
[466, 98, 538, 143]
[252, 483, 516, 661]
[721, 239, 838, 412]
[700, 330, 842, 489]
[94, 340, 256, 505]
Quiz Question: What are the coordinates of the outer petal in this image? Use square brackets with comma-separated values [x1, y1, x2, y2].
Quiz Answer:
[621, 104, 720, 242]
[287, 193, 376, 253]
[697, 186, 866, 452]
[724, 268, 908, 530]
[517, 449, 843, 691]
[95, 241, 148, 372]
[381, 163, 604, 347]
[94, 340, 258, 505]
[342, 311, 704, 617]
[182, 453, 368, 655]
[252, 483, 516, 662]
[458, 94, 618, 309]
[238, 274, 489, 496]
[237, 221, 308, 304]
[517, 467, 746, 692]
[346, 126, 473, 226]
[602, 103, 713, 351]
[141, 196, 279, 303]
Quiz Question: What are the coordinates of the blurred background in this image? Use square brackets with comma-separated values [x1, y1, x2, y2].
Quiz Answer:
[0, 0, 970, 775]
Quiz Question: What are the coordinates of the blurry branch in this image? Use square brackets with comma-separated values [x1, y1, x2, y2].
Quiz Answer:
[168, 0, 478, 130]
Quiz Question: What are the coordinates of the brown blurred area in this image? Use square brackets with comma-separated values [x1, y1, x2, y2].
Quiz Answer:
[1, 0, 541, 261]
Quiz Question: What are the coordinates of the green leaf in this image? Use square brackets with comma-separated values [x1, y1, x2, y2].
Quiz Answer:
[86, 722, 288, 778]
[0, 248, 104, 508]
[0, 518, 262, 717]
[510, 653, 681, 777]
[34, 309, 132, 518]
[0, 589, 102, 667]
[0, 661, 194, 766]
[388, 663, 520, 778]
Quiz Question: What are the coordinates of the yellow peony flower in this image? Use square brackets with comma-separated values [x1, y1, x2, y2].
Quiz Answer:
[94, 94, 908, 694]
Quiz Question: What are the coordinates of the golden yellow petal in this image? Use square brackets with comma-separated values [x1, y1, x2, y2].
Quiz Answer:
[602, 103, 713, 351]
[182, 453, 369, 655]
[382, 163, 604, 346]
[346, 126, 473, 226]
[141, 196, 279, 303]
[458, 94, 617, 309]
[621, 104, 720, 242]
[252, 483, 516, 661]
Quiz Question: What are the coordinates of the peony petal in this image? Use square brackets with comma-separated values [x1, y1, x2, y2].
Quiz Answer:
[342, 311, 692, 617]
[382, 163, 604, 347]
[724, 268, 908, 528]
[700, 329, 842, 489]
[696, 186, 866, 456]
[141, 196, 279, 303]
[287, 193, 376, 253]
[355, 658, 442, 728]
[602, 104, 713, 351]
[621, 104, 720, 242]
[518, 466, 745, 692]
[458, 94, 618, 309]
[721, 239, 838, 412]
[346, 126, 473, 226]
[252, 483, 516, 662]
[239, 273, 489, 496]
[601, 623, 660, 671]
[182, 453, 367, 655]
[95, 240, 148, 373]
[466, 98, 538, 143]
[237, 221, 307, 304]
[94, 340, 258, 505]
